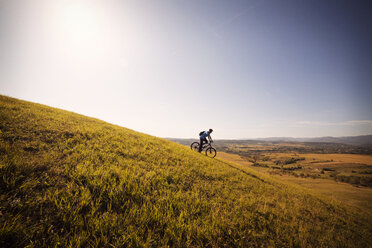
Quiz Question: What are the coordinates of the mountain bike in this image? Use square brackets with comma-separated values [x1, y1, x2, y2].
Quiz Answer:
[190, 140, 217, 158]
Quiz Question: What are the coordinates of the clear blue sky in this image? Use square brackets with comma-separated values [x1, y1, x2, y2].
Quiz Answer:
[1, 0, 371, 139]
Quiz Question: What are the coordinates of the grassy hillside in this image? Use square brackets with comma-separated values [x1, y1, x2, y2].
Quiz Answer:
[0, 95, 371, 247]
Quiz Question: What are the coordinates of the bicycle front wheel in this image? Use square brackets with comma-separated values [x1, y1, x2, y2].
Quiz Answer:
[190, 142, 200, 151]
[205, 147, 217, 158]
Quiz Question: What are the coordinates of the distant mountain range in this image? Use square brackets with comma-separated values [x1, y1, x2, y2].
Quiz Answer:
[255, 135, 372, 145]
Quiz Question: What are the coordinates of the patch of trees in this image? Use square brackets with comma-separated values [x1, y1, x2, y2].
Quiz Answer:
[275, 157, 305, 165]
[335, 175, 372, 187]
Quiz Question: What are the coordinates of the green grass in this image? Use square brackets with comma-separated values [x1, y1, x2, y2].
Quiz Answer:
[0, 95, 371, 247]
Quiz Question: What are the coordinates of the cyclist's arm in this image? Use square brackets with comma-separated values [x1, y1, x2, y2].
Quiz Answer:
[208, 134, 213, 142]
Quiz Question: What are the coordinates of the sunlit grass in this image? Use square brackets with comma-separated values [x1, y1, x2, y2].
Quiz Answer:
[0, 95, 371, 247]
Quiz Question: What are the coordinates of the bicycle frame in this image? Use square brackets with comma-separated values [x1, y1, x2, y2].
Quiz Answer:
[201, 141, 213, 150]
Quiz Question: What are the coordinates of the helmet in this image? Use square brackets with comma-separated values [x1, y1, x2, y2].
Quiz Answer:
[209, 129, 213, 132]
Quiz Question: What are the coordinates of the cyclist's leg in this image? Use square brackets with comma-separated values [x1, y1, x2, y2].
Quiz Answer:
[198, 138, 203, 152]
[198, 138, 205, 152]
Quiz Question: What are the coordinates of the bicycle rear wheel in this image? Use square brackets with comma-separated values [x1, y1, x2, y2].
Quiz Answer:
[190, 142, 200, 151]
[205, 147, 217, 158]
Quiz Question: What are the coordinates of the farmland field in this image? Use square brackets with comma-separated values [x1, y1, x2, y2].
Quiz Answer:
[217, 152, 372, 214]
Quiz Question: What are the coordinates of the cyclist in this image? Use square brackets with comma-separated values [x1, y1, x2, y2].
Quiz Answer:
[199, 129, 213, 152]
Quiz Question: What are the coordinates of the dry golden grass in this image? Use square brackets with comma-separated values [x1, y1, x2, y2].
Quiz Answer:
[216, 152, 253, 166]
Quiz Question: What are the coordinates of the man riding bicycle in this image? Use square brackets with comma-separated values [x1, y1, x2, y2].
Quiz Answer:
[199, 129, 213, 152]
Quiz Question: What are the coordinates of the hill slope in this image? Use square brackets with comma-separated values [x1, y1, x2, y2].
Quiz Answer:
[0, 95, 371, 247]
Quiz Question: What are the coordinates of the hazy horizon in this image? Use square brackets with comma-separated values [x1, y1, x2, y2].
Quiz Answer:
[1, 0, 371, 139]
[166, 134, 372, 140]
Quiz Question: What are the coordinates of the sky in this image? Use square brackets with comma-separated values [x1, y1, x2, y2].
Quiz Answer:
[0, 0, 371, 139]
